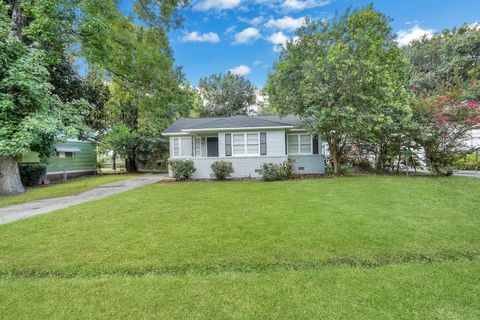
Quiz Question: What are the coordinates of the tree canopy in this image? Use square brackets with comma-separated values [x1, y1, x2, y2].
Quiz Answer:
[404, 24, 480, 94]
[196, 72, 257, 117]
[0, 0, 191, 194]
[266, 6, 413, 174]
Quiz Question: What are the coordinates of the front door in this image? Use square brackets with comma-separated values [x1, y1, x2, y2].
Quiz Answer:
[207, 137, 219, 157]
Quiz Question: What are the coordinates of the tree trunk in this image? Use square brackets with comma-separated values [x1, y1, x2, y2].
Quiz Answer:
[10, 0, 27, 42]
[126, 154, 138, 172]
[328, 140, 339, 175]
[375, 141, 388, 173]
[0, 156, 25, 196]
[112, 152, 116, 171]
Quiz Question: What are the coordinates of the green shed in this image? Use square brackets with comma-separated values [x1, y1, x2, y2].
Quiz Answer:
[20, 140, 97, 181]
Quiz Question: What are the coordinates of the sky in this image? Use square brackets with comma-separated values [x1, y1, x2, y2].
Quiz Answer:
[118, 0, 480, 88]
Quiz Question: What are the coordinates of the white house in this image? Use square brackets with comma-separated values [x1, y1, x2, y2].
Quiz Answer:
[163, 115, 325, 179]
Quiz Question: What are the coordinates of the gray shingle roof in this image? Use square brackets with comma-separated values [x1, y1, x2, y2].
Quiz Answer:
[163, 115, 304, 134]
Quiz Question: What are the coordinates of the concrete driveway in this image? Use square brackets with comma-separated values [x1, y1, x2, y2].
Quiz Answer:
[454, 170, 480, 178]
[0, 174, 169, 225]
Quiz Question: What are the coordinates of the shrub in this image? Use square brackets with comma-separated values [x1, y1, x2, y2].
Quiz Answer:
[211, 161, 234, 180]
[454, 153, 480, 170]
[19, 163, 47, 186]
[354, 158, 375, 173]
[260, 159, 295, 181]
[168, 160, 195, 181]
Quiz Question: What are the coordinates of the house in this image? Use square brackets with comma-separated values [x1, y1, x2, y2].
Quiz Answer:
[20, 139, 97, 181]
[163, 115, 325, 179]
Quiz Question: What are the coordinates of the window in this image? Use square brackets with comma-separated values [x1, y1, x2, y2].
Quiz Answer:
[195, 137, 201, 157]
[181, 138, 192, 157]
[172, 137, 193, 157]
[232, 133, 259, 156]
[173, 138, 180, 157]
[246, 133, 259, 154]
[55, 151, 74, 158]
[287, 134, 312, 154]
[233, 134, 245, 155]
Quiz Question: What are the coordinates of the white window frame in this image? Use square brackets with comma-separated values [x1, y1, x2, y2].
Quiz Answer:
[232, 132, 260, 157]
[171, 137, 193, 158]
[194, 137, 202, 157]
[54, 151, 75, 158]
[287, 133, 313, 155]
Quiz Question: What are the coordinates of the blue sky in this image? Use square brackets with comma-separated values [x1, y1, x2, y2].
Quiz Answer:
[119, 0, 480, 88]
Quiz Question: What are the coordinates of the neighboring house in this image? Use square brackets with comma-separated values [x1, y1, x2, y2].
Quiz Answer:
[20, 139, 97, 181]
[163, 115, 325, 179]
[465, 129, 480, 150]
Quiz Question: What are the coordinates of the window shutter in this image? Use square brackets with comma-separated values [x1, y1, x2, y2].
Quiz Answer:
[225, 133, 232, 156]
[313, 135, 319, 155]
[260, 132, 267, 155]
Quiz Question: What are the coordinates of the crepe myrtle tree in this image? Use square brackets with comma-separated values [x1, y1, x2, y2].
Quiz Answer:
[266, 6, 413, 175]
[0, 4, 90, 195]
[413, 83, 480, 175]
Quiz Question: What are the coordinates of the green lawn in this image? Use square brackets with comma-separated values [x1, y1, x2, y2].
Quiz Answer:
[0, 174, 136, 208]
[0, 176, 479, 319]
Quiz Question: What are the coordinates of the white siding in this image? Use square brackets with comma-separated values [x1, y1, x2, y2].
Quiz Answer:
[189, 156, 288, 179]
[290, 155, 325, 174]
[218, 132, 226, 157]
[168, 130, 325, 179]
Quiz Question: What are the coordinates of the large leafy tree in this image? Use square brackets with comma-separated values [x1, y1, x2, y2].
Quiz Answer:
[100, 21, 194, 172]
[266, 6, 412, 174]
[0, 2, 90, 195]
[1, 0, 191, 192]
[405, 24, 480, 94]
[196, 72, 257, 117]
[413, 83, 480, 175]
[405, 25, 480, 175]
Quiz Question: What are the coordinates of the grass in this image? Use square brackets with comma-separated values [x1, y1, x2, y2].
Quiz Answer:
[0, 174, 136, 208]
[0, 176, 479, 318]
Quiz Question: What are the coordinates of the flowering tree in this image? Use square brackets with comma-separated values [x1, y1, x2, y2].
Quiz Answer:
[413, 83, 480, 175]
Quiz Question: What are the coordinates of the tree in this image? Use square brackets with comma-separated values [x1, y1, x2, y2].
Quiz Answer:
[101, 21, 194, 172]
[49, 56, 110, 139]
[0, 2, 90, 195]
[196, 72, 257, 117]
[404, 24, 480, 94]
[266, 6, 413, 174]
[1, 0, 192, 192]
[413, 83, 480, 175]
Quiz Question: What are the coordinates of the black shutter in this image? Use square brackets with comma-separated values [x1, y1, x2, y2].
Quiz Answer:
[313, 135, 319, 155]
[260, 132, 267, 155]
[225, 133, 232, 156]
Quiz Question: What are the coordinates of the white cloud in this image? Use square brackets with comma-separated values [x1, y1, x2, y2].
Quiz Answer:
[224, 25, 237, 34]
[181, 31, 220, 43]
[229, 64, 251, 75]
[193, 0, 241, 11]
[253, 60, 262, 66]
[281, 0, 331, 11]
[265, 16, 306, 31]
[239, 16, 264, 26]
[267, 32, 289, 45]
[397, 25, 434, 46]
[469, 21, 480, 30]
[267, 32, 290, 51]
[234, 27, 261, 44]
[250, 16, 264, 25]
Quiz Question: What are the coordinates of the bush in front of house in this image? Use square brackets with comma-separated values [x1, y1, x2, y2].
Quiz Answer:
[260, 159, 295, 181]
[454, 153, 480, 171]
[169, 159, 196, 181]
[19, 163, 47, 186]
[211, 160, 234, 180]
